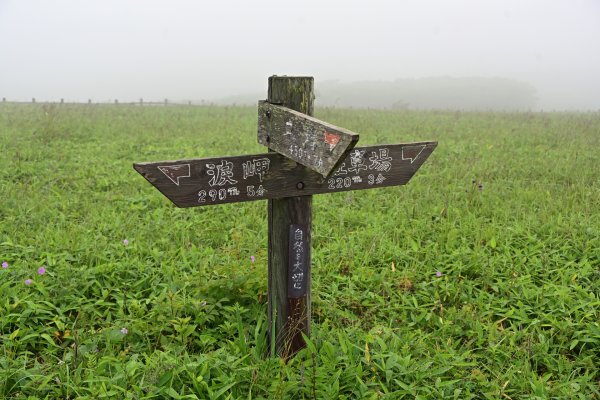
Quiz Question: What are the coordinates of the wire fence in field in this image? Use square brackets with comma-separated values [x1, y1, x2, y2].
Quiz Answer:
[0, 97, 218, 107]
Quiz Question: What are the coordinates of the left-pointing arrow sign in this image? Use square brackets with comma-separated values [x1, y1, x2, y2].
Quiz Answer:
[157, 164, 191, 186]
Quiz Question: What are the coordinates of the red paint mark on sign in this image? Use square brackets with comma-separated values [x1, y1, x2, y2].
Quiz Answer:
[324, 131, 341, 151]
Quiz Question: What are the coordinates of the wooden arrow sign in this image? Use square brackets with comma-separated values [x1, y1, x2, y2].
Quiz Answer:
[133, 141, 437, 208]
[257, 101, 359, 177]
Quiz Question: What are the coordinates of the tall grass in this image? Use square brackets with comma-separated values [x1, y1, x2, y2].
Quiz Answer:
[1, 103, 598, 398]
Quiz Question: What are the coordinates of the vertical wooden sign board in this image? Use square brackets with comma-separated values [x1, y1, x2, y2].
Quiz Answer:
[133, 75, 438, 359]
[287, 224, 309, 353]
[288, 224, 308, 298]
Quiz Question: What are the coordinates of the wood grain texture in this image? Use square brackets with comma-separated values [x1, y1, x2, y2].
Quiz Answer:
[133, 142, 437, 208]
[257, 101, 359, 177]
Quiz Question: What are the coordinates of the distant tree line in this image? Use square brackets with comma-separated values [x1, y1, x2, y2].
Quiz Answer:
[315, 77, 537, 111]
[214, 77, 538, 111]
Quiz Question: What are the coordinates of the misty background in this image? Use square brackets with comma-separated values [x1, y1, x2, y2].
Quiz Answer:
[1, 0, 599, 111]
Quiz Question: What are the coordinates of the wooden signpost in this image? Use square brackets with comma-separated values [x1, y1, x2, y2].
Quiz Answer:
[134, 76, 437, 358]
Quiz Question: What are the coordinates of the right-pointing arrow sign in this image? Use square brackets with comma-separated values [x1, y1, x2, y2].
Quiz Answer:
[257, 101, 359, 178]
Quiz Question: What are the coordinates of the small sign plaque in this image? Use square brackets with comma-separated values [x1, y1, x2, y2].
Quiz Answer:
[288, 224, 308, 298]
[257, 101, 359, 177]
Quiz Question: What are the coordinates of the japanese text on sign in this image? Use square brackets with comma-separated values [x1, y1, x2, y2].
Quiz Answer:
[288, 224, 308, 298]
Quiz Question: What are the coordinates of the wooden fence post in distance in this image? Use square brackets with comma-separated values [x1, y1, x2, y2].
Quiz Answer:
[267, 76, 314, 358]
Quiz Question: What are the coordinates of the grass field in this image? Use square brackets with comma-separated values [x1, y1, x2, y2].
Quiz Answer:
[1, 103, 599, 399]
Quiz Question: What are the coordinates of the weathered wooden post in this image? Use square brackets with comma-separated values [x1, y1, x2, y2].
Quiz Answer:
[140, 98, 144, 105]
[266, 76, 314, 357]
[133, 75, 437, 359]
[88, 99, 92, 104]
[32, 97, 35, 104]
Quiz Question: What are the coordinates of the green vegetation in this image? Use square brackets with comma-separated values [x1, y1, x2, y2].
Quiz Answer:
[1, 103, 598, 399]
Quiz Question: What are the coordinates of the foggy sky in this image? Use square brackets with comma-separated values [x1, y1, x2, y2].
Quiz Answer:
[1, 0, 599, 110]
